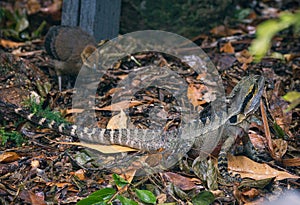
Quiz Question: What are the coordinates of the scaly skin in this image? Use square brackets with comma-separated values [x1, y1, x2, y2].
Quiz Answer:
[0, 75, 265, 182]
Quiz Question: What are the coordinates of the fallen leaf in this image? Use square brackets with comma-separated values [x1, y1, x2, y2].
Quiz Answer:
[57, 141, 137, 153]
[220, 42, 235, 53]
[14, 50, 44, 57]
[31, 160, 40, 169]
[29, 191, 46, 205]
[107, 109, 127, 129]
[145, 153, 163, 167]
[210, 25, 243, 36]
[95, 100, 143, 111]
[71, 169, 86, 180]
[187, 83, 208, 107]
[233, 186, 243, 205]
[244, 198, 265, 205]
[163, 172, 197, 190]
[235, 49, 253, 64]
[157, 193, 167, 204]
[0, 39, 26, 48]
[281, 158, 300, 167]
[269, 81, 293, 137]
[46, 182, 73, 188]
[64, 108, 84, 115]
[228, 155, 299, 181]
[0, 152, 20, 163]
[239, 177, 275, 189]
[272, 139, 288, 159]
[242, 188, 260, 199]
[284, 53, 300, 62]
[26, 0, 41, 15]
[111, 156, 147, 176]
[260, 99, 274, 158]
[19, 190, 46, 205]
[249, 131, 267, 151]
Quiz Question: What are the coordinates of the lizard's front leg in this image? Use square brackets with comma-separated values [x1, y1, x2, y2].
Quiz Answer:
[218, 134, 242, 182]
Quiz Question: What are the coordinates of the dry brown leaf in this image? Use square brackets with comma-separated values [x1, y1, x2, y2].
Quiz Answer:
[281, 158, 300, 167]
[233, 186, 243, 205]
[244, 197, 265, 205]
[163, 172, 197, 190]
[220, 42, 235, 53]
[46, 182, 73, 188]
[284, 53, 300, 62]
[107, 109, 127, 129]
[228, 155, 299, 181]
[0, 39, 26, 48]
[268, 80, 293, 137]
[71, 169, 86, 180]
[111, 156, 147, 176]
[26, 0, 41, 15]
[111, 157, 149, 192]
[95, 100, 143, 111]
[242, 188, 260, 199]
[249, 131, 267, 151]
[64, 108, 84, 115]
[14, 50, 44, 57]
[187, 84, 207, 107]
[0, 152, 20, 163]
[120, 169, 136, 184]
[260, 99, 274, 158]
[210, 25, 243, 36]
[272, 139, 288, 159]
[157, 193, 167, 204]
[19, 190, 46, 205]
[31, 160, 40, 169]
[29, 191, 46, 205]
[235, 49, 253, 64]
[57, 141, 137, 153]
[145, 153, 163, 167]
[11, 47, 22, 55]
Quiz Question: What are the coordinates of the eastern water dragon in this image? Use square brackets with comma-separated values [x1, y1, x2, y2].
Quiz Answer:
[0, 75, 265, 182]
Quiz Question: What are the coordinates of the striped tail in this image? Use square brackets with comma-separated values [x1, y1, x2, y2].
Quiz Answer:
[0, 100, 173, 151]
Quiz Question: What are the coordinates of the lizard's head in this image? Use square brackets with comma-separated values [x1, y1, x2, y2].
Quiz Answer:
[228, 75, 265, 125]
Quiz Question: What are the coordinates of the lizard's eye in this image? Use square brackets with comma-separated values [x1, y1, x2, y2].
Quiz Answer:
[229, 115, 237, 124]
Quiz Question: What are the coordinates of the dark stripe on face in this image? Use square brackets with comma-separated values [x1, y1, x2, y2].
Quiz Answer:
[240, 84, 256, 113]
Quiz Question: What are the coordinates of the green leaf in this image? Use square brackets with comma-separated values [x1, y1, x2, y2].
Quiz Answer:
[31, 20, 47, 38]
[15, 16, 29, 33]
[249, 11, 300, 62]
[192, 191, 215, 205]
[238, 177, 275, 189]
[282, 91, 300, 102]
[76, 196, 105, 205]
[234, 8, 251, 20]
[283, 91, 300, 112]
[117, 195, 138, 205]
[76, 188, 116, 205]
[135, 189, 156, 204]
[273, 122, 285, 138]
[112, 174, 129, 188]
[89, 188, 116, 199]
[172, 185, 189, 201]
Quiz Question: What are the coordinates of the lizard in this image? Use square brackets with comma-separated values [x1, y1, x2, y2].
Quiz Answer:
[44, 25, 97, 91]
[0, 75, 265, 182]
